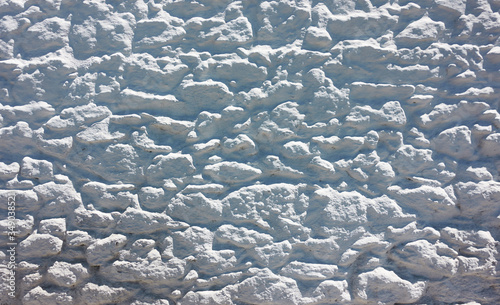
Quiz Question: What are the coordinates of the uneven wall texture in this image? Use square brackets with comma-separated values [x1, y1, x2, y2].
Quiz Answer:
[1, 0, 500, 304]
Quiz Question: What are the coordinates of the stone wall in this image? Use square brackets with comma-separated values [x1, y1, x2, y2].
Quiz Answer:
[1, 0, 500, 304]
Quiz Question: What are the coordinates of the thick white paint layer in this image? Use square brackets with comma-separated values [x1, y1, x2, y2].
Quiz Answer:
[1, 0, 500, 304]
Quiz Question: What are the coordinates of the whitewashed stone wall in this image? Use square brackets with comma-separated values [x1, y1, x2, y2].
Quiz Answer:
[1, 0, 500, 304]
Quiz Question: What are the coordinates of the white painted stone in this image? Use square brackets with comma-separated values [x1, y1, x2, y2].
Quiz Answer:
[354, 267, 426, 304]
[47, 261, 91, 287]
[86, 234, 128, 266]
[78, 283, 135, 305]
[39, 218, 66, 238]
[204, 161, 262, 183]
[280, 261, 338, 281]
[20, 157, 53, 181]
[23, 286, 73, 305]
[18, 233, 63, 258]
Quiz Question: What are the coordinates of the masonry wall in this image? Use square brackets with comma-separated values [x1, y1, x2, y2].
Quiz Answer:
[1, 0, 500, 304]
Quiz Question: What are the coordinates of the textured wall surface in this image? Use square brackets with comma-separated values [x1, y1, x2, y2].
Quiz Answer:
[1, 0, 500, 304]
